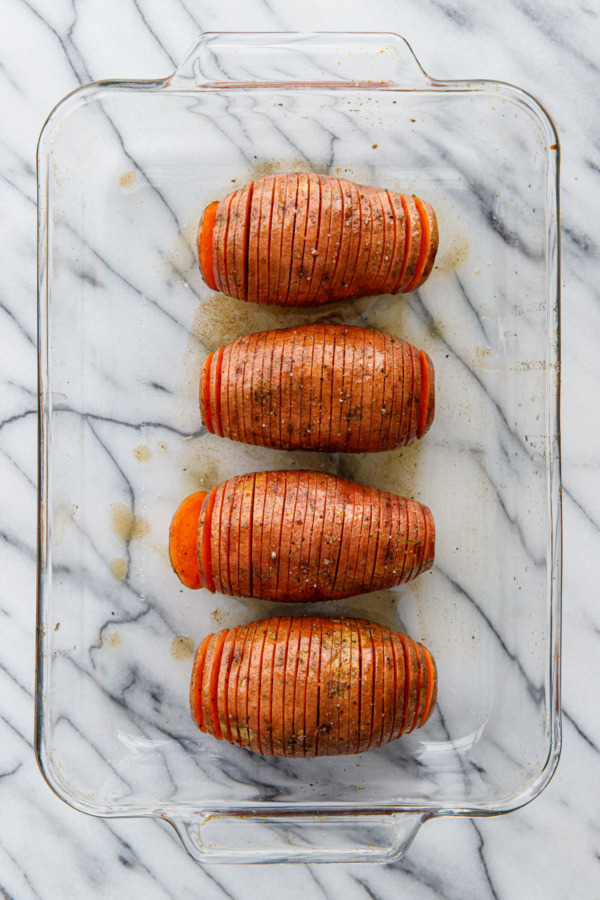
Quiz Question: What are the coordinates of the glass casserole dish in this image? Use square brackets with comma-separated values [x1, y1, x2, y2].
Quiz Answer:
[36, 32, 561, 864]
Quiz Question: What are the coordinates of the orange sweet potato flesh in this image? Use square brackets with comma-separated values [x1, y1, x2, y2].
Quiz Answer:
[201, 324, 435, 453]
[394, 195, 421, 293]
[216, 626, 239, 743]
[198, 487, 218, 593]
[210, 197, 228, 293]
[198, 174, 438, 305]
[299, 617, 320, 757]
[235, 619, 258, 750]
[271, 616, 292, 757]
[258, 176, 276, 305]
[191, 616, 439, 758]
[366, 622, 386, 750]
[189, 633, 211, 730]
[314, 618, 334, 757]
[198, 201, 218, 290]
[171, 471, 435, 603]
[169, 491, 208, 589]
[404, 197, 439, 292]
[246, 619, 269, 754]
[225, 190, 243, 301]
[197, 632, 224, 739]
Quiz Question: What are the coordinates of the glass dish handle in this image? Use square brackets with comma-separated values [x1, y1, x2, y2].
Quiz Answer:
[167, 31, 433, 89]
[169, 811, 427, 865]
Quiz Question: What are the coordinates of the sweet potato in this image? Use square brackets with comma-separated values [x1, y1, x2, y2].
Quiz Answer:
[170, 470, 434, 601]
[190, 616, 437, 757]
[198, 173, 438, 305]
[201, 324, 435, 452]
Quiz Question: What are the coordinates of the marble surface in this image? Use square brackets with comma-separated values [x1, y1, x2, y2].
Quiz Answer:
[1, 0, 597, 896]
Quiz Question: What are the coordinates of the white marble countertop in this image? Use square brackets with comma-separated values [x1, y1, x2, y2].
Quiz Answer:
[1, 0, 597, 895]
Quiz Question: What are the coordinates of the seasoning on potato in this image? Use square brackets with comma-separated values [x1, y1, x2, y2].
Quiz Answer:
[198, 173, 439, 305]
[200, 324, 434, 452]
[190, 615, 437, 757]
[169, 470, 435, 600]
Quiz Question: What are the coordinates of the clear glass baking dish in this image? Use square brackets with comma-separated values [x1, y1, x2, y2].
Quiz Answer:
[36, 32, 561, 864]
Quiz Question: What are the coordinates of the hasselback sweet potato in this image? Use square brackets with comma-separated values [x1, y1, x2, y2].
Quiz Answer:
[169, 470, 435, 600]
[200, 324, 435, 452]
[190, 615, 437, 756]
[197, 173, 439, 305]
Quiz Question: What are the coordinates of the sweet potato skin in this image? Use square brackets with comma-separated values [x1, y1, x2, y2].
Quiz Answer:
[198, 173, 438, 305]
[190, 616, 437, 757]
[201, 324, 435, 453]
[170, 470, 435, 602]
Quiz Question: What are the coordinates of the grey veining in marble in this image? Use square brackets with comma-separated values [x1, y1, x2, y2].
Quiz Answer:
[1, 0, 598, 895]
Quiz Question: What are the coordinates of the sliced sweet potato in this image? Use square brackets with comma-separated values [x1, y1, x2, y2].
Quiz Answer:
[399, 632, 420, 734]
[366, 624, 386, 750]
[379, 626, 397, 747]
[327, 178, 353, 301]
[200, 176, 438, 304]
[339, 180, 362, 299]
[292, 616, 313, 757]
[271, 616, 293, 756]
[246, 178, 264, 303]
[320, 177, 344, 300]
[420, 643, 438, 727]
[190, 633, 211, 730]
[172, 472, 435, 601]
[268, 175, 287, 301]
[227, 625, 246, 745]
[296, 172, 321, 304]
[414, 199, 439, 289]
[192, 617, 437, 756]
[356, 619, 375, 754]
[395, 195, 421, 292]
[303, 617, 323, 758]
[216, 626, 239, 743]
[169, 490, 207, 590]
[277, 174, 299, 304]
[274, 471, 301, 601]
[236, 619, 258, 749]
[257, 617, 280, 755]
[246, 619, 268, 753]
[257, 176, 276, 304]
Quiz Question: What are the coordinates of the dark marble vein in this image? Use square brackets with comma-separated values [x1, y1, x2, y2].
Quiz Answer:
[562, 483, 599, 532]
[304, 866, 329, 898]
[517, 0, 600, 75]
[20, 0, 89, 85]
[420, 132, 543, 261]
[367, 860, 448, 899]
[427, 1, 471, 28]
[101, 826, 179, 900]
[0, 844, 41, 900]
[470, 820, 501, 900]
[562, 224, 595, 255]
[51, 715, 132, 794]
[0, 715, 32, 750]
[0, 301, 36, 348]
[562, 708, 599, 754]
[0, 529, 35, 563]
[58, 220, 193, 336]
[0, 409, 36, 433]
[436, 566, 546, 706]
[0, 170, 36, 207]
[351, 875, 382, 899]
[0, 658, 33, 701]
[475, 454, 546, 568]
[417, 290, 541, 460]
[0, 447, 35, 490]
[130, 0, 178, 68]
